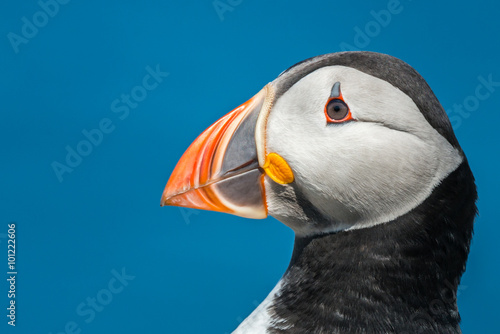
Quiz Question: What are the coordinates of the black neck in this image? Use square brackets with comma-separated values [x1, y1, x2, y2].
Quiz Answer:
[268, 161, 477, 334]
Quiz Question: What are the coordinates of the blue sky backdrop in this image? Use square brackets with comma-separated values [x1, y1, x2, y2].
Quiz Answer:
[1, 0, 499, 333]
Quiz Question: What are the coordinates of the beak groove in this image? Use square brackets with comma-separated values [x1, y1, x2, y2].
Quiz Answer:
[161, 87, 272, 219]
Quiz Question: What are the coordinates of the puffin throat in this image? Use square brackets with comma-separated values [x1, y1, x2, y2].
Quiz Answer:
[267, 161, 477, 334]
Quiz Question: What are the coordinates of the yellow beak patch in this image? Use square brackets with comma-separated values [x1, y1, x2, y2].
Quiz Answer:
[262, 152, 294, 184]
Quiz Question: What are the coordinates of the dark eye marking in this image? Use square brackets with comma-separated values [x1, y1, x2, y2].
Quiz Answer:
[324, 82, 354, 123]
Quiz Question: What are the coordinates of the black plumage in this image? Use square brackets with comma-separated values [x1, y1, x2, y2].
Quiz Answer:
[267, 160, 476, 333]
[263, 52, 478, 333]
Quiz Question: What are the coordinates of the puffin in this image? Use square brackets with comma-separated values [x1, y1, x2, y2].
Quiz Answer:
[161, 52, 477, 333]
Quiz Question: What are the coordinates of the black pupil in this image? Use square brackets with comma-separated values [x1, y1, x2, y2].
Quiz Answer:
[327, 99, 348, 120]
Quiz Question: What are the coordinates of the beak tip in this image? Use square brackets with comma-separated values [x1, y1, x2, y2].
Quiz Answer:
[160, 189, 172, 207]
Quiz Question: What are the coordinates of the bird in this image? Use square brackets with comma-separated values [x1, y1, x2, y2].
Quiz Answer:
[161, 52, 477, 333]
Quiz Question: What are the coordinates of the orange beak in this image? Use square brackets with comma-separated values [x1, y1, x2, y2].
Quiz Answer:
[161, 87, 271, 219]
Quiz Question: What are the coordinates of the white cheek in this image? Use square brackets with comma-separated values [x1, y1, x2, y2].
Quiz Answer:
[265, 66, 462, 234]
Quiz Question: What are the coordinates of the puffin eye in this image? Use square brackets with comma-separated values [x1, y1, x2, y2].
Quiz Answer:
[326, 99, 349, 121]
[324, 81, 354, 123]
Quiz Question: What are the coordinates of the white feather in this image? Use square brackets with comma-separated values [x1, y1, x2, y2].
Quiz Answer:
[232, 280, 286, 334]
[265, 66, 462, 235]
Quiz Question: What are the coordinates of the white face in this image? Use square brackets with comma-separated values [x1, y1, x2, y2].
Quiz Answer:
[264, 66, 462, 236]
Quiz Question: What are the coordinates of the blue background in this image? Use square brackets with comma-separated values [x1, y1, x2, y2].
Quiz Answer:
[1, 0, 499, 333]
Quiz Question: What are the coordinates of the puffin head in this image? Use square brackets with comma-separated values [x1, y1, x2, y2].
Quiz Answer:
[161, 52, 465, 237]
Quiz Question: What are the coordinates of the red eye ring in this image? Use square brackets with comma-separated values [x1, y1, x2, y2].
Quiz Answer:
[324, 81, 354, 123]
[324, 97, 354, 123]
